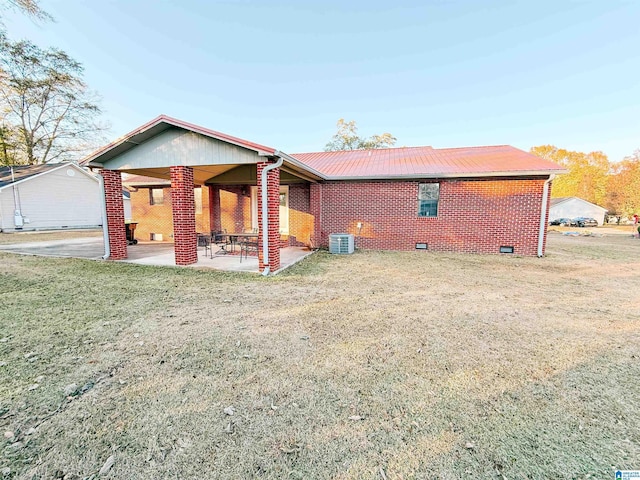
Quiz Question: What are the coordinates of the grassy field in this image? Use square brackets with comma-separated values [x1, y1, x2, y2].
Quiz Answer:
[1, 232, 639, 479]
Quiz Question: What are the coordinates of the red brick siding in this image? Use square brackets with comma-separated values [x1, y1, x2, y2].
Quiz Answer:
[212, 186, 252, 233]
[257, 163, 280, 271]
[129, 186, 210, 241]
[310, 183, 322, 248]
[317, 178, 548, 256]
[170, 166, 197, 265]
[286, 184, 312, 247]
[130, 187, 173, 241]
[101, 169, 127, 260]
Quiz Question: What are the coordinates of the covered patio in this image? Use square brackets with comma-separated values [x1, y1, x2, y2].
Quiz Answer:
[122, 242, 313, 273]
[84, 115, 323, 274]
[0, 234, 314, 273]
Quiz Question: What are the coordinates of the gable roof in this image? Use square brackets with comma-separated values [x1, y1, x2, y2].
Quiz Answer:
[83, 114, 277, 167]
[292, 145, 566, 180]
[549, 196, 607, 211]
[0, 163, 97, 191]
[0, 164, 61, 188]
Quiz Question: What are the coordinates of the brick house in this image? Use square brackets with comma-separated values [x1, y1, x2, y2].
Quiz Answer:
[85, 115, 565, 273]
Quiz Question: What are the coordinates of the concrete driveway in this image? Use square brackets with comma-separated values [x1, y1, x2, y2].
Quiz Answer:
[0, 236, 106, 259]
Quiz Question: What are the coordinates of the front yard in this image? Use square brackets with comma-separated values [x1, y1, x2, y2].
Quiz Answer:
[1, 232, 639, 479]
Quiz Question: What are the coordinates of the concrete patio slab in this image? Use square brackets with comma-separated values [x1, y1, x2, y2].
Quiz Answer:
[0, 237, 314, 274]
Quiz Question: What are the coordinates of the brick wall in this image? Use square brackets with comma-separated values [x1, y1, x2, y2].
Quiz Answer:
[101, 169, 127, 260]
[257, 163, 280, 271]
[170, 166, 197, 265]
[212, 185, 252, 233]
[128, 176, 549, 257]
[317, 177, 549, 256]
[286, 184, 312, 246]
[129, 186, 210, 241]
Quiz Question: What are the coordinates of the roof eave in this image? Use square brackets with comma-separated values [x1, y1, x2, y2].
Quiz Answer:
[84, 115, 277, 167]
[274, 150, 326, 181]
[320, 169, 567, 181]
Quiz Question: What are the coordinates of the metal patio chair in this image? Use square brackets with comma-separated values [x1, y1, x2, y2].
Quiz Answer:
[197, 233, 212, 257]
[212, 230, 231, 255]
[240, 232, 259, 263]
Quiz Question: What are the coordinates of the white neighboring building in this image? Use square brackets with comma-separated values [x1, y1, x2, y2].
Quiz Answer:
[549, 197, 607, 226]
[0, 163, 102, 232]
[123, 189, 132, 221]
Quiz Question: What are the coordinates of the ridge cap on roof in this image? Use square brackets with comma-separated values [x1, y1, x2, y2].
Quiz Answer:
[293, 145, 435, 155]
[432, 144, 511, 151]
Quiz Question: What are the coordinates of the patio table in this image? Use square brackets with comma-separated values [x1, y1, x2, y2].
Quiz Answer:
[223, 232, 259, 254]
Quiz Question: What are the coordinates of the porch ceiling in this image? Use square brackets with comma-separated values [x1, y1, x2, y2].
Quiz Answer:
[123, 165, 239, 185]
[123, 163, 313, 186]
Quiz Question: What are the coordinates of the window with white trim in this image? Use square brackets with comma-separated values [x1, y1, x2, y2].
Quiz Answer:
[149, 188, 164, 205]
[418, 183, 439, 217]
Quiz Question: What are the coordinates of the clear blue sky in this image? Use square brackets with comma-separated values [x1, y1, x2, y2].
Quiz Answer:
[5, 0, 640, 161]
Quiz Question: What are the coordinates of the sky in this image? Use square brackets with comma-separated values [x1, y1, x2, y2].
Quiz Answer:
[4, 0, 640, 161]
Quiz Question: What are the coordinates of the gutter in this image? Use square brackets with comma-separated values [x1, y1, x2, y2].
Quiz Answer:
[260, 155, 284, 276]
[98, 173, 110, 260]
[318, 169, 568, 182]
[271, 150, 326, 181]
[537, 174, 555, 257]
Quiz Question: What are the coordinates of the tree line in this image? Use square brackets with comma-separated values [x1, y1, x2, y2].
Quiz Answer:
[531, 145, 640, 218]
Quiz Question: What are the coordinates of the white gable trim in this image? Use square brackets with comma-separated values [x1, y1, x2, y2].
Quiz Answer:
[0, 163, 98, 192]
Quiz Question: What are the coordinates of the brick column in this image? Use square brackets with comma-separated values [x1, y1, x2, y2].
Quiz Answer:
[100, 169, 127, 260]
[170, 166, 197, 265]
[309, 183, 322, 248]
[257, 162, 280, 272]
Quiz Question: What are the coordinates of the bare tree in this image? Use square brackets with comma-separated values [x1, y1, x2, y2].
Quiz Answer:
[0, 0, 53, 22]
[0, 36, 107, 164]
[325, 119, 397, 151]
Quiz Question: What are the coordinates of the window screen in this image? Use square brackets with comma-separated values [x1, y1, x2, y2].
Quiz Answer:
[418, 183, 439, 217]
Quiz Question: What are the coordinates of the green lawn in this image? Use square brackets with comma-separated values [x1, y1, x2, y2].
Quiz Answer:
[1, 233, 639, 479]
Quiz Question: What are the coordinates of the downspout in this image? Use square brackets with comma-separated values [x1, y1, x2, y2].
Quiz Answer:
[11, 166, 24, 229]
[260, 155, 284, 276]
[537, 174, 555, 257]
[98, 173, 110, 260]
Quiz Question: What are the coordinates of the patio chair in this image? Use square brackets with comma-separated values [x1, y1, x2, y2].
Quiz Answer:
[240, 234, 259, 263]
[212, 230, 231, 255]
[197, 233, 211, 258]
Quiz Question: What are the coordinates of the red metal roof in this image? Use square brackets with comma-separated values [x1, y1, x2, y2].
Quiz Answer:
[84, 115, 563, 180]
[291, 145, 565, 179]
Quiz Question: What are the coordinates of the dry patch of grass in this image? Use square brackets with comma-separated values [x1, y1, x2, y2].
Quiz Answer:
[0, 230, 102, 245]
[1, 233, 639, 479]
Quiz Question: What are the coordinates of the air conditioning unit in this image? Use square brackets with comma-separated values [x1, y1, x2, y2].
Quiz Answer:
[329, 233, 355, 254]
